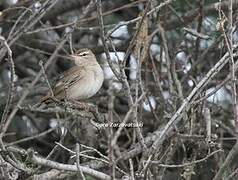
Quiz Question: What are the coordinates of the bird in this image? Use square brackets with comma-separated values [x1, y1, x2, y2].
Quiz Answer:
[40, 48, 104, 103]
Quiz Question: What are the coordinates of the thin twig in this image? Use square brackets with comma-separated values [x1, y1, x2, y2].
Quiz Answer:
[29, 152, 111, 180]
[39, 60, 54, 97]
[0, 36, 16, 133]
[76, 143, 86, 180]
[6, 127, 58, 146]
[213, 141, 238, 180]
[95, 0, 121, 82]
[150, 149, 222, 168]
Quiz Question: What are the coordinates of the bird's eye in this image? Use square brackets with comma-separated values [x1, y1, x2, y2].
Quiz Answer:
[81, 53, 87, 56]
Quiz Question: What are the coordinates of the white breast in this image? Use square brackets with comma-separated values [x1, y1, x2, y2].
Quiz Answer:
[69, 65, 104, 100]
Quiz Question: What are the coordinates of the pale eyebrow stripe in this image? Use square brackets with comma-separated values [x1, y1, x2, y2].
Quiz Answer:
[78, 51, 90, 56]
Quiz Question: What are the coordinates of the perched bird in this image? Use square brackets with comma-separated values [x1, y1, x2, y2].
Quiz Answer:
[41, 48, 104, 103]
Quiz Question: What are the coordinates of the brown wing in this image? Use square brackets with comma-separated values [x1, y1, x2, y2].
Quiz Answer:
[41, 67, 85, 102]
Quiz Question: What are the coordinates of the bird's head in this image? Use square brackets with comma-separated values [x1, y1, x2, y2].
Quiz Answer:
[70, 48, 97, 66]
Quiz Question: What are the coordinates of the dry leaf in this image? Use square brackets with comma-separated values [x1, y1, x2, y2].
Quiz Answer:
[133, 12, 149, 63]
